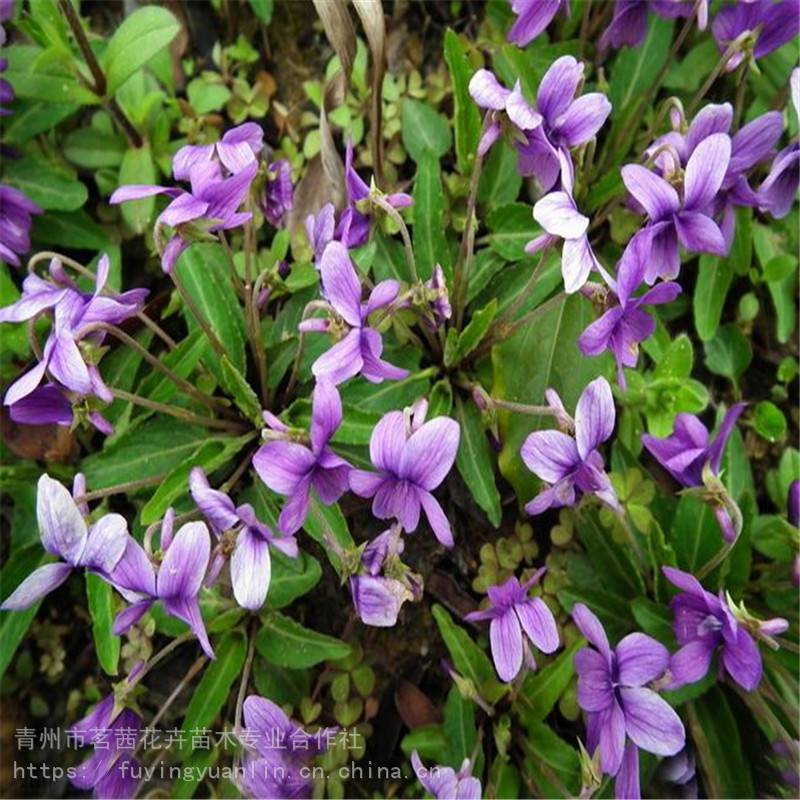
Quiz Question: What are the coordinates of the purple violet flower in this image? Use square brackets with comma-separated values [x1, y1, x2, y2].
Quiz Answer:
[110, 158, 257, 272]
[189, 467, 298, 610]
[7, 382, 114, 435]
[299, 240, 409, 385]
[410, 751, 481, 800]
[572, 603, 685, 799]
[71, 705, 141, 799]
[658, 748, 698, 800]
[1, 474, 128, 610]
[335, 138, 412, 248]
[109, 519, 214, 658]
[171, 122, 264, 178]
[579, 236, 681, 388]
[253, 379, 351, 535]
[350, 528, 421, 627]
[0, 185, 43, 267]
[1, 254, 148, 409]
[305, 203, 336, 264]
[600, 0, 707, 51]
[622, 132, 732, 282]
[350, 400, 460, 547]
[468, 68, 542, 156]
[507, 0, 570, 47]
[465, 570, 559, 682]
[262, 159, 293, 228]
[238, 695, 335, 800]
[516, 56, 612, 193]
[663, 566, 788, 691]
[422, 264, 452, 330]
[643, 405, 746, 543]
[529, 150, 601, 293]
[758, 68, 800, 220]
[712, 0, 800, 72]
[521, 377, 619, 515]
[789, 480, 800, 528]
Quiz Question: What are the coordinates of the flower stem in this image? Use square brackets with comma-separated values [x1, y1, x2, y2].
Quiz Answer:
[170, 268, 231, 362]
[696, 534, 737, 581]
[453, 123, 488, 329]
[75, 476, 165, 504]
[56, 0, 143, 148]
[81, 323, 235, 417]
[371, 194, 418, 283]
[234, 627, 257, 736]
[110, 387, 248, 433]
[490, 398, 558, 417]
[687, 33, 749, 116]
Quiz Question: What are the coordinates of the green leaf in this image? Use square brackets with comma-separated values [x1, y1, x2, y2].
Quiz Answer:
[762, 253, 797, 283]
[489, 754, 521, 800]
[443, 28, 481, 175]
[487, 202, 538, 261]
[268, 550, 322, 609]
[219, 355, 262, 425]
[255, 612, 350, 668]
[3, 100, 78, 145]
[400, 725, 449, 763]
[630, 597, 675, 646]
[455, 396, 502, 527]
[186, 77, 232, 114]
[137, 330, 208, 406]
[693, 254, 733, 342]
[0, 546, 47, 680]
[249, 0, 274, 24]
[3, 156, 87, 211]
[478, 141, 523, 209]
[253, 659, 311, 706]
[703, 324, 752, 382]
[118, 145, 157, 233]
[180, 631, 247, 759]
[302, 497, 355, 570]
[413, 150, 451, 282]
[102, 7, 181, 95]
[174, 748, 219, 799]
[443, 686, 480, 771]
[81, 419, 207, 489]
[767, 273, 797, 343]
[175, 244, 247, 379]
[31, 209, 110, 250]
[431, 604, 505, 701]
[446, 299, 498, 366]
[140, 433, 252, 524]
[672, 497, 720, 575]
[558, 584, 633, 642]
[574, 510, 645, 598]
[523, 720, 581, 797]
[688, 688, 755, 798]
[5, 44, 98, 104]
[341, 369, 433, 414]
[492, 293, 611, 502]
[86, 573, 120, 676]
[518, 639, 581, 722]
[401, 99, 452, 163]
[752, 400, 787, 442]
[63, 127, 126, 169]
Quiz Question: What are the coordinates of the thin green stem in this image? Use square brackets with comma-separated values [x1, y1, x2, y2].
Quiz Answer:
[492, 249, 549, 328]
[80, 322, 235, 417]
[696, 529, 738, 581]
[234, 627, 257, 735]
[110, 387, 248, 433]
[75, 476, 164, 504]
[491, 398, 558, 417]
[371, 195, 418, 283]
[170, 268, 230, 362]
[687, 35, 747, 116]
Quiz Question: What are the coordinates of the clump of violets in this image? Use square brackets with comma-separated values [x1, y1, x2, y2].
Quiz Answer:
[190, 467, 298, 610]
[663, 567, 788, 692]
[622, 132, 732, 282]
[350, 399, 460, 547]
[0, 254, 147, 433]
[1, 474, 128, 610]
[110, 123, 261, 271]
[411, 751, 481, 800]
[349, 525, 422, 627]
[579, 235, 681, 388]
[109, 516, 214, 658]
[521, 377, 619, 515]
[642, 405, 746, 542]
[300, 241, 408, 385]
[465, 569, 559, 682]
[572, 603, 686, 800]
[238, 695, 335, 799]
[253, 378, 351, 534]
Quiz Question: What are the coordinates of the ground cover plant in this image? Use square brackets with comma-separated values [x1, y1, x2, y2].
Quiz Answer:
[0, 0, 798, 798]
